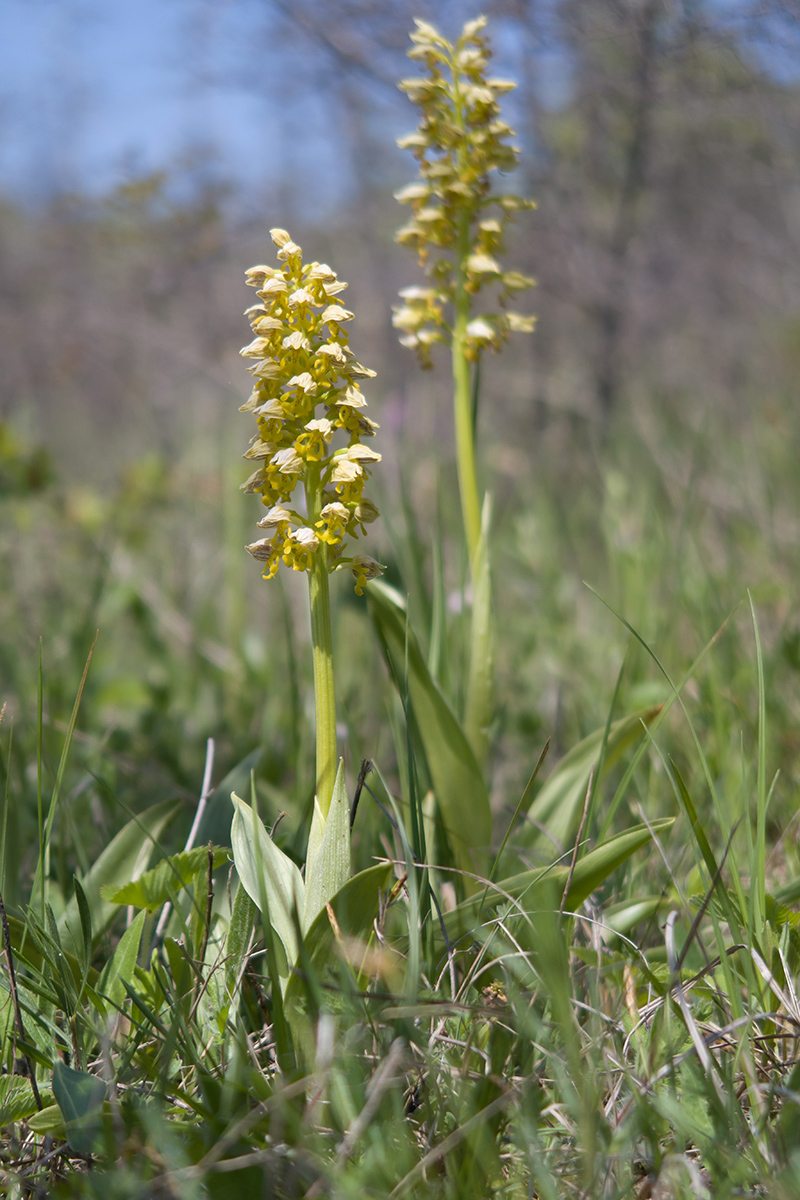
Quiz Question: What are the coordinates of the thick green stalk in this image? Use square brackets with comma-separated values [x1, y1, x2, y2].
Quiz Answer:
[305, 464, 337, 817]
[452, 243, 481, 572]
[451, 73, 482, 572]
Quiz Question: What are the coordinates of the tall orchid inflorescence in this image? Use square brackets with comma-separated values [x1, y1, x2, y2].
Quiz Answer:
[239, 228, 384, 813]
[240, 228, 383, 597]
[393, 16, 535, 769]
[393, 17, 536, 377]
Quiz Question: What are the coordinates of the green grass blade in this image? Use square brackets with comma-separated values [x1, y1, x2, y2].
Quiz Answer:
[33, 634, 97, 914]
[368, 580, 491, 878]
[749, 592, 767, 938]
[524, 706, 661, 852]
[463, 494, 494, 770]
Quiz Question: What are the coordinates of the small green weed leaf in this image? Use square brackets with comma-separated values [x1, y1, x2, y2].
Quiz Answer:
[52, 1060, 106, 1156]
[304, 759, 350, 933]
[59, 798, 180, 954]
[524, 707, 662, 850]
[100, 846, 228, 911]
[163, 936, 194, 1002]
[368, 581, 491, 876]
[0, 1077, 51, 1125]
[231, 792, 304, 970]
[97, 908, 146, 1011]
[27, 1103, 65, 1137]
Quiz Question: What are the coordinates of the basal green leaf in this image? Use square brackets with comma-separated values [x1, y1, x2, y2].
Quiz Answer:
[230, 793, 304, 972]
[368, 580, 491, 877]
[286, 862, 392, 1007]
[304, 759, 350, 933]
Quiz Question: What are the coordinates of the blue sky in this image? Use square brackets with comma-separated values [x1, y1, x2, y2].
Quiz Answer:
[0, 0, 562, 207]
[1, 0, 795, 207]
[0, 0, 319, 201]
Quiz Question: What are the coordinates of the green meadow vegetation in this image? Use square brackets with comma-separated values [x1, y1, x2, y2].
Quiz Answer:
[2, 9, 800, 1198]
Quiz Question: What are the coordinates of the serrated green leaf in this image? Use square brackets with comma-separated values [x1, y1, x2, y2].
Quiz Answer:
[304, 759, 350, 933]
[100, 846, 228, 911]
[0, 1077, 52, 1126]
[368, 580, 491, 876]
[97, 908, 146, 1011]
[59, 798, 180, 955]
[523, 707, 662, 851]
[230, 792, 304, 974]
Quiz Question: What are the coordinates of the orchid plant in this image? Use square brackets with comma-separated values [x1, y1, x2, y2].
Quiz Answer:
[392, 16, 536, 768]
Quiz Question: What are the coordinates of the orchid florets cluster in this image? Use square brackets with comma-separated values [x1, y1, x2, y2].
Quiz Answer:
[240, 229, 383, 595]
[393, 16, 536, 366]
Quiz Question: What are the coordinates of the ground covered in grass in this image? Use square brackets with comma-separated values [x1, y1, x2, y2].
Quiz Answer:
[0, 384, 799, 1199]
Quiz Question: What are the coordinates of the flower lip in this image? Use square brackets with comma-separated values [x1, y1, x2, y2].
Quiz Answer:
[245, 538, 274, 560]
[346, 444, 382, 464]
[257, 505, 293, 528]
[272, 447, 303, 474]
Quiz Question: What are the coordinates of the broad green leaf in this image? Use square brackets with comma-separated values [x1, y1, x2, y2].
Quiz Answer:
[523, 707, 662, 851]
[97, 908, 147, 1010]
[231, 792, 304, 972]
[285, 862, 392, 1009]
[464, 496, 494, 771]
[304, 759, 350, 933]
[603, 896, 664, 937]
[100, 846, 229, 911]
[0, 1077, 52, 1125]
[59, 798, 180, 955]
[443, 819, 674, 942]
[368, 580, 491, 876]
[52, 1060, 106, 1156]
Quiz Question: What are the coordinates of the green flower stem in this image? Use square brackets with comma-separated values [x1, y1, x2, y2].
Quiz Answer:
[452, 80, 482, 572]
[452, 239, 481, 573]
[305, 463, 337, 817]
